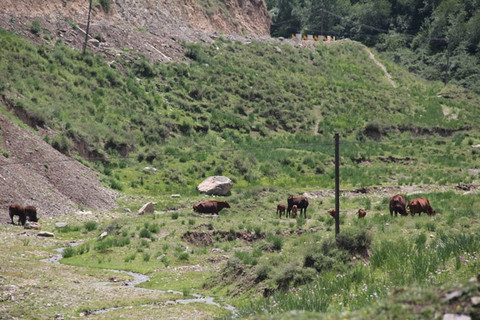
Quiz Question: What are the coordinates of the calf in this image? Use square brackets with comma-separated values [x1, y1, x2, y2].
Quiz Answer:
[193, 200, 230, 215]
[276, 204, 286, 218]
[408, 198, 436, 216]
[9, 204, 26, 225]
[357, 208, 367, 218]
[328, 209, 336, 218]
[291, 205, 298, 218]
[389, 194, 407, 216]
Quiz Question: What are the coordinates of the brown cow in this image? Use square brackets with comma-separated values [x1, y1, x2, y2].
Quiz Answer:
[408, 198, 436, 216]
[389, 194, 407, 216]
[357, 208, 367, 218]
[9, 204, 26, 225]
[291, 205, 298, 218]
[328, 209, 336, 218]
[25, 205, 39, 222]
[287, 196, 309, 219]
[277, 204, 286, 218]
[193, 200, 230, 215]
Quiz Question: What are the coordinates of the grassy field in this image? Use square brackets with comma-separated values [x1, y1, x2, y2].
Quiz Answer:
[1, 185, 480, 319]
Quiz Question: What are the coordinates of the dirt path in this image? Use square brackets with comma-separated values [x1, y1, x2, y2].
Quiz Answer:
[365, 48, 397, 88]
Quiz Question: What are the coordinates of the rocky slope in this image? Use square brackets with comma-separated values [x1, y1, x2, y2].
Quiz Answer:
[0, 0, 271, 62]
[0, 113, 118, 223]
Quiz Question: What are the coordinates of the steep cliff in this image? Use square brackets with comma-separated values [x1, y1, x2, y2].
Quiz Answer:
[0, 0, 271, 62]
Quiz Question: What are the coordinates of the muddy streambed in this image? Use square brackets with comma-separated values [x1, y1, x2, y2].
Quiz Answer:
[41, 244, 238, 317]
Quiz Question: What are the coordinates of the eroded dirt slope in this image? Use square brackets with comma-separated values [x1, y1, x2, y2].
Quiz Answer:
[0, 113, 117, 223]
[0, 0, 271, 62]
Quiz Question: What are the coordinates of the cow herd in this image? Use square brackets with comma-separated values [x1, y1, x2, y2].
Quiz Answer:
[389, 194, 436, 216]
[190, 194, 436, 220]
[8, 204, 38, 225]
[7, 194, 435, 226]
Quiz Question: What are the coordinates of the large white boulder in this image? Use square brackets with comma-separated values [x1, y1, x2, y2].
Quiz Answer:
[197, 176, 233, 196]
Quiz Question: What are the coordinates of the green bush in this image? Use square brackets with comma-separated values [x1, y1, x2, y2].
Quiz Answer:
[84, 221, 98, 231]
[30, 20, 42, 35]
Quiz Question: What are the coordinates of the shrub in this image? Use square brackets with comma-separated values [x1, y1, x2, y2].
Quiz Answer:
[335, 228, 372, 255]
[62, 247, 75, 258]
[84, 221, 98, 231]
[30, 20, 42, 35]
[139, 228, 152, 239]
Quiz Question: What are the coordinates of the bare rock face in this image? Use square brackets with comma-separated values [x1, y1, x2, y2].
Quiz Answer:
[197, 176, 233, 196]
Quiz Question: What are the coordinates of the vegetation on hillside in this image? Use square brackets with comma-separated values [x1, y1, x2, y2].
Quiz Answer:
[266, 0, 480, 92]
[1, 27, 479, 196]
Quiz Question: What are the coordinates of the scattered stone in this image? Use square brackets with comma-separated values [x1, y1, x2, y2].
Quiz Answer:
[37, 231, 54, 237]
[442, 314, 471, 320]
[138, 202, 156, 215]
[24, 221, 41, 229]
[471, 144, 480, 148]
[471, 296, 480, 306]
[171, 194, 181, 198]
[55, 222, 68, 228]
[123, 208, 132, 213]
[197, 176, 233, 196]
[143, 167, 157, 174]
[443, 290, 464, 302]
[99, 231, 108, 240]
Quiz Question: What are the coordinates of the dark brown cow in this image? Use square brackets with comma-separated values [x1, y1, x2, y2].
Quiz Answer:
[276, 204, 286, 218]
[9, 204, 26, 225]
[193, 200, 230, 215]
[389, 194, 407, 216]
[357, 208, 367, 218]
[408, 198, 436, 216]
[25, 205, 39, 222]
[287, 196, 309, 219]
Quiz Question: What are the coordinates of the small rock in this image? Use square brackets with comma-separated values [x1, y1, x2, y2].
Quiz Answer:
[38, 231, 54, 237]
[55, 222, 68, 228]
[143, 167, 157, 174]
[171, 194, 180, 198]
[123, 208, 132, 213]
[99, 231, 108, 240]
[443, 290, 463, 302]
[138, 202, 156, 215]
[442, 314, 471, 320]
[471, 296, 480, 306]
[24, 222, 41, 230]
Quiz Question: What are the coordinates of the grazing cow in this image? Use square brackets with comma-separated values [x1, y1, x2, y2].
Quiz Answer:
[389, 194, 407, 216]
[276, 204, 286, 218]
[291, 205, 298, 218]
[357, 208, 367, 218]
[287, 196, 309, 219]
[193, 200, 230, 215]
[25, 205, 38, 222]
[9, 204, 26, 225]
[408, 198, 436, 216]
[328, 209, 336, 218]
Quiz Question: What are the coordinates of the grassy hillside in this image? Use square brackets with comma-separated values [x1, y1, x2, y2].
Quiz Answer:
[1, 26, 480, 319]
[1, 27, 479, 196]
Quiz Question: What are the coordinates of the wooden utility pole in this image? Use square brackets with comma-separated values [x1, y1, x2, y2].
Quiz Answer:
[335, 132, 340, 236]
[83, 0, 92, 54]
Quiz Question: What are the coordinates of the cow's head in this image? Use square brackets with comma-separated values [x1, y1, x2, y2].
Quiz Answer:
[223, 201, 231, 208]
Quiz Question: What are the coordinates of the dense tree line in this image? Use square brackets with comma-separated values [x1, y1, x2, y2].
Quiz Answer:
[266, 0, 480, 91]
